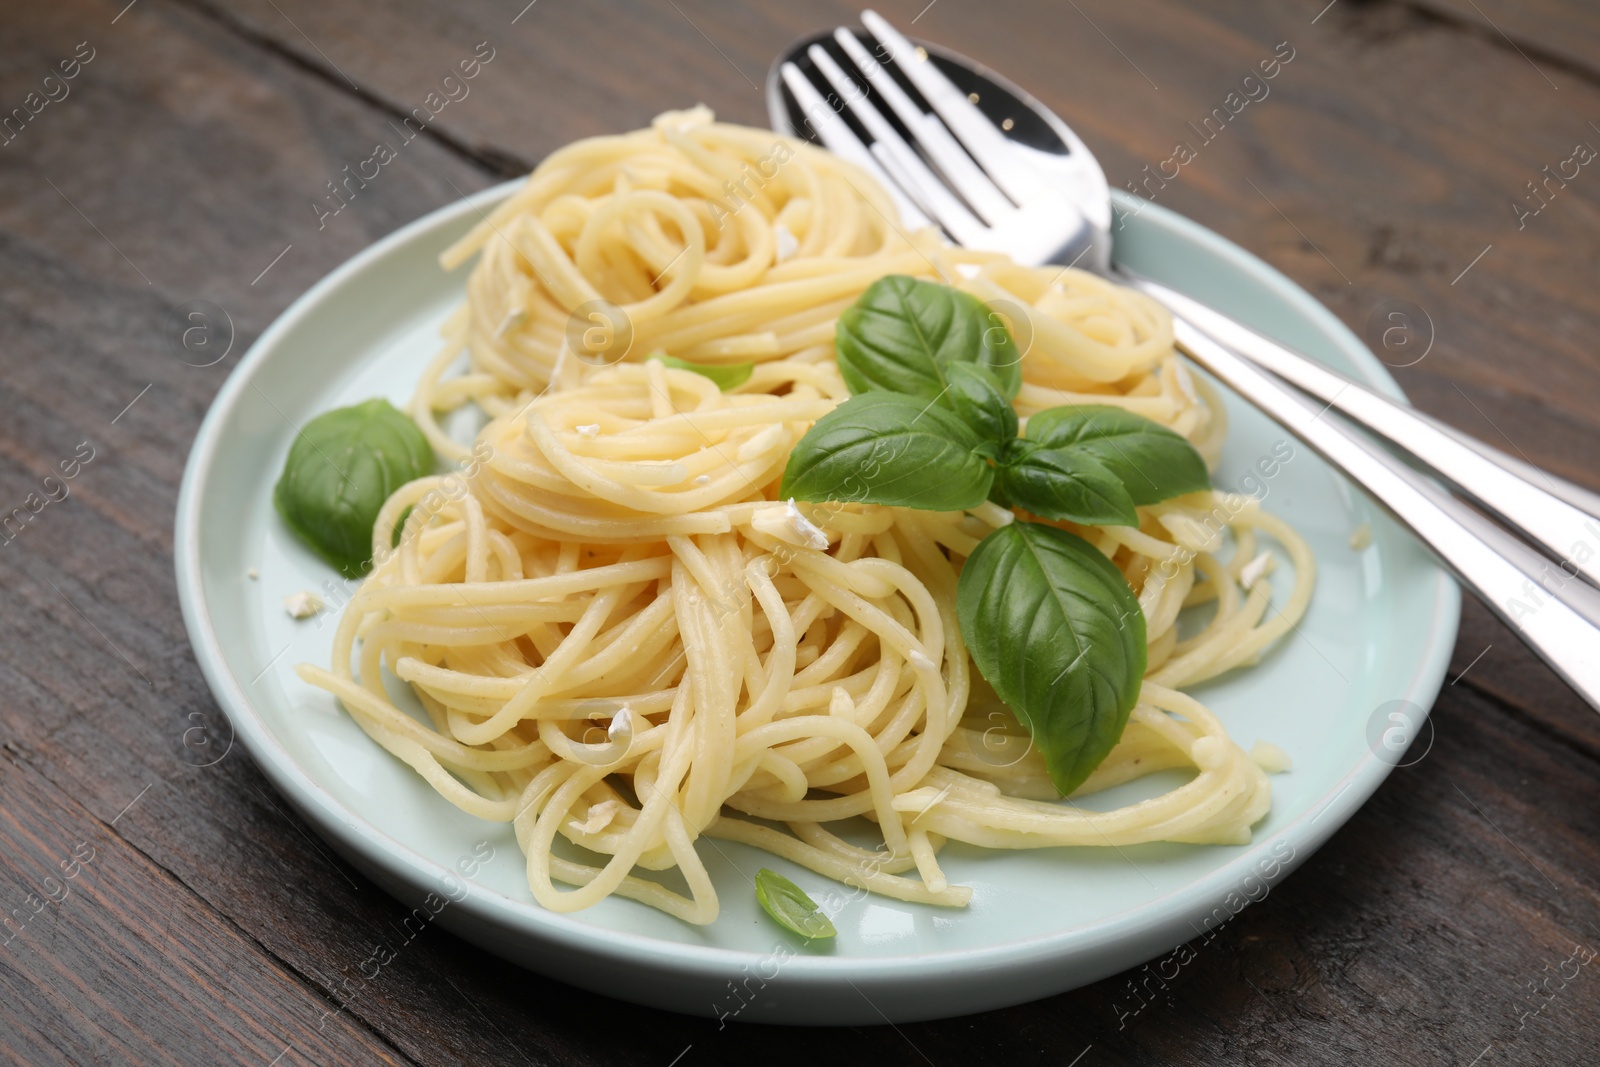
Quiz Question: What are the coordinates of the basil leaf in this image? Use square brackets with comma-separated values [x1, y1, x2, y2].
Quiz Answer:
[780, 393, 993, 511]
[938, 363, 1016, 458]
[755, 868, 836, 940]
[836, 275, 1022, 401]
[994, 439, 1138, 527]
[957, 521, 1147, 796]
[273, 399, 433, 579]
[1026, 405, 1209, 505]
[647, 352, 753, 391]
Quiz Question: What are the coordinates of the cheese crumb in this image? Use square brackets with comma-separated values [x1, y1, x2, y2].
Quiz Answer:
[751, 498, 829, 551]
[692, 474, 710, 486]
[774, 222, 799, 264]
[247, 567, 259, 580]
[1349, 522, 1372, 550]
[1250, 741, 1293, 774]
[1239, 551, 1273, 590]
[283, 591, 324, 619]
[785, 499, 828, 549]
[573, 799, 622, 836]
[575, 423, 601, 437]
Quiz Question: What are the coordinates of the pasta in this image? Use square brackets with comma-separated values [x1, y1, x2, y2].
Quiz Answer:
[298, 109, 1314, 925]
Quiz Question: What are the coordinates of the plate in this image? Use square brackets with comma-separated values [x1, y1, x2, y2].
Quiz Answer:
[174, 183, 1459, 1025]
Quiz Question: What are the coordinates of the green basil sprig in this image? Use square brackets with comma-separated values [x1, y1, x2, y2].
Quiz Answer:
[939, 362, 1015, 458]
[836, 275, 1022, 401]
[755, 868, 837, 940]
[990, 438, 1132, 526]
[647, 352, 754, 391]
[779, 393, 992, 510]
[273, 398, 433, 579]
[778, 276, 1214, 795]
[958, 522, 1147, 795]
[1026, 405, 1210, 505]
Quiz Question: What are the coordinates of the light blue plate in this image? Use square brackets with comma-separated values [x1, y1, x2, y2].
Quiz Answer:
[174, 184, 1458, 1025]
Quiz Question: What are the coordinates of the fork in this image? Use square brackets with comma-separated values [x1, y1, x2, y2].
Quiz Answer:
[770, 10, 1600, 712]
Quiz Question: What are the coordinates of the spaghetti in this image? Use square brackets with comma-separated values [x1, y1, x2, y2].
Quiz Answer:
[298, 109, 1313, 925]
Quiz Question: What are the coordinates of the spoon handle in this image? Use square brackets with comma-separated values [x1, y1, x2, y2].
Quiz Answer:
[1138, 294, 1600, 713]
[1126, 271, 1600, 588]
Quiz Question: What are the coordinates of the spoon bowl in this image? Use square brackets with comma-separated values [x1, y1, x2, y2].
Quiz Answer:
[767, 27, 1113, 271]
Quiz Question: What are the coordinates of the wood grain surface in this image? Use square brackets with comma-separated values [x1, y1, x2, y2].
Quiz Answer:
[2, 0, 1598, 1063]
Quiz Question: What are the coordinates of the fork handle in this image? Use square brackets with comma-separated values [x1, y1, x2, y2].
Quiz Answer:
[1145, 276, 1600, 521]
[1130, 285, 1600, 713]
[1127, 273, 1600, 592]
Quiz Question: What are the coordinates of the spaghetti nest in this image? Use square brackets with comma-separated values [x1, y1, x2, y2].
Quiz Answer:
[299, 111, 1314, 925]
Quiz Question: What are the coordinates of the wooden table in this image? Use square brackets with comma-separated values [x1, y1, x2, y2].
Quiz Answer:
[4, 0, 1598, 1063]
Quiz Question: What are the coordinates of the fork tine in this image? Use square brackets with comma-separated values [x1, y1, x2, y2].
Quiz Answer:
[860, 9, 1048, 205]
[778, 61, 933, 232]
[805, 44, 987, 246]
[831, 28, 1015, 225]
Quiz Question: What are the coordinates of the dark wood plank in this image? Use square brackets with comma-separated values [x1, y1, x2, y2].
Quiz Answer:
[0, 757, 411, 1067]
[1407, 0, 1600, 82]
[0, 1, 514, 1064]
[3, 0, 1600, 1063]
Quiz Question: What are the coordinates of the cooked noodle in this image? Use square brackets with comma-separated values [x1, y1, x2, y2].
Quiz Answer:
[298, 110, 1313, 924]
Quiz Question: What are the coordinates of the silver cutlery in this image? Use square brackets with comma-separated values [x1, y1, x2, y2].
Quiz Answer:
[768, 11, 1600, 712]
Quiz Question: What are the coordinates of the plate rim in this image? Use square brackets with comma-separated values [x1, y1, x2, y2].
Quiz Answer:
[174, 181, 1461, 986]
